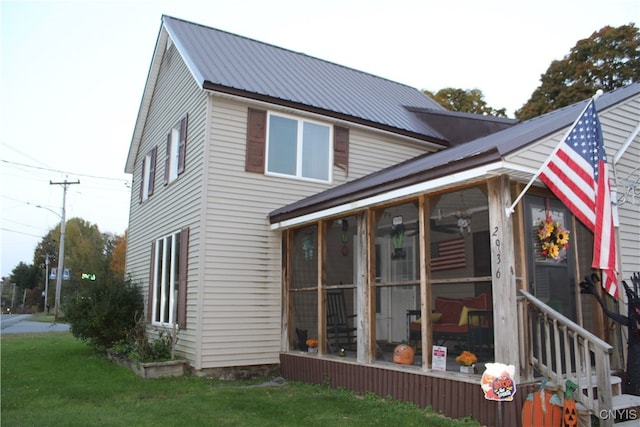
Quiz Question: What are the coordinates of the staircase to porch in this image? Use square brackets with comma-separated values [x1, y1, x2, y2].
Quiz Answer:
[518, 290, 640, 426]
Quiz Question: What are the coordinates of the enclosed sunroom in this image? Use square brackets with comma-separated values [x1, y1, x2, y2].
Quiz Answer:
[269, 85, 640, 426]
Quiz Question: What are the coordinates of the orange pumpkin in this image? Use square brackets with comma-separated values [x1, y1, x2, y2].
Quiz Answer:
[393, 344, 415, 365]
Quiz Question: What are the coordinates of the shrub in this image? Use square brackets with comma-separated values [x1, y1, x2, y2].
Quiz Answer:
[113, 315, 176, 362]
[63, 277, 143, 351]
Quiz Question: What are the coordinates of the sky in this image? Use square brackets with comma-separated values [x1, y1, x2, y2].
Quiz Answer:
[1, 0, 637, 278]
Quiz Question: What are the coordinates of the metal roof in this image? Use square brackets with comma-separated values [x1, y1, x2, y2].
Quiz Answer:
[269, 83, 640, 225]
[162, 15, 448, 142]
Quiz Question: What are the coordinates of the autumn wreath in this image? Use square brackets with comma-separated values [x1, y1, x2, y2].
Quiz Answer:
[537, 215, 570, 260]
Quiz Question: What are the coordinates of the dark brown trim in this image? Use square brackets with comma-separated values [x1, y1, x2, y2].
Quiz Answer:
[333, 126, 349, 174]
[177, 227, 189, 328]
[245, 108, 266, 173]
[177, 114, 188, 175]
[147, 240, 156, 323]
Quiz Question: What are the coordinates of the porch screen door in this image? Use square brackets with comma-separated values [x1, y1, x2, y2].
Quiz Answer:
[524, 195, 577, 322]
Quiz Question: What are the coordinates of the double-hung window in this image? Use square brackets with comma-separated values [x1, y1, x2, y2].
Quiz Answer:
[266, 113, 331, 182]
[140, 146, 157, 201]
[164, 114, 187, 185]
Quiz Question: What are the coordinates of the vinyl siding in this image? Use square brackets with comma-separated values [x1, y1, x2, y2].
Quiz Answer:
[505, 94, 640, 282]
[196, 95, 429, 369]
[125, 39, 207, 364]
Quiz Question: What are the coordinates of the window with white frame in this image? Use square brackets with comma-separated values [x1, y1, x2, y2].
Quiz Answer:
[266, 113, 331, 182]
[164, 114, 187, 185]
[152, 230, 181, 325]
[141, 146, 156, 201]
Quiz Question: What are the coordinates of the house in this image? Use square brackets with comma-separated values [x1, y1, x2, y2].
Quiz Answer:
[125, 15, 640, 426]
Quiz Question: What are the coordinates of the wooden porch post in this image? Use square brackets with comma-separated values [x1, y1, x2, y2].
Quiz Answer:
[419, 195, 433, 368]
[356, 210, 370, 363]
[488, 176, 520, 380]
[282, 230, 292, 352]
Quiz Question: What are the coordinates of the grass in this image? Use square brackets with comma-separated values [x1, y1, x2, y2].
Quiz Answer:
[1, 333, 481, 426]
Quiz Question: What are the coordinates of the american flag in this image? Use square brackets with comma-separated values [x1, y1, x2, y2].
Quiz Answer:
[430, 238, 466, 271]
[539, 99, 618, 298]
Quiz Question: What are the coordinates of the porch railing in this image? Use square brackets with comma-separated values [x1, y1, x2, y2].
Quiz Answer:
[518, 289, 614, 422]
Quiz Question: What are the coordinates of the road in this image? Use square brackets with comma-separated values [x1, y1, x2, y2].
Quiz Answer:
[0, 314, 70, 334]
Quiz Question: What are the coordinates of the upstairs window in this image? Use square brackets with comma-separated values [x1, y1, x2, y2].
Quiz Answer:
[140, 146, 157, 202]
[164, 114, 188, 185]
[266, 113, 331, 182]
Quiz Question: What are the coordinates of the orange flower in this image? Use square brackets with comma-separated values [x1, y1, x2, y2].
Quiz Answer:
[306, 338, 318, 348]
[456, 351, 478, 366]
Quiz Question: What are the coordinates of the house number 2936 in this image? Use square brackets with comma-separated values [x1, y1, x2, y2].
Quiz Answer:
[492, 226, 501, 279]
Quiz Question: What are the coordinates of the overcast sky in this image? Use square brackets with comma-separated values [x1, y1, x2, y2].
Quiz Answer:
[1, 0, 637, 278]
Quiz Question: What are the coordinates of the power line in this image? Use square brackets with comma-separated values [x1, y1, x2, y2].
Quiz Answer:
[1, 159, 130, 184]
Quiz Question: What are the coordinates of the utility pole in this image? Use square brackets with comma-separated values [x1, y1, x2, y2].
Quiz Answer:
[50, 179, 80, 321]
[43, 254, 51, 313]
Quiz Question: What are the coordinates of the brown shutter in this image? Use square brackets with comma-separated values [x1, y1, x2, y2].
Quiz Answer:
[245, 108, 266, 173]
[147, 240, 156, 323]
[334, 126, 349, 174]
[177, 114, 187, 175]
[148, 146, 157, 196]
[176, 227, 189, 328]
[139, 156, 146, 203]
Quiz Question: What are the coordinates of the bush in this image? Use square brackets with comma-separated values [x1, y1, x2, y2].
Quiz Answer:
[63, 277, 143, 351]
[112, 316, 176, 362]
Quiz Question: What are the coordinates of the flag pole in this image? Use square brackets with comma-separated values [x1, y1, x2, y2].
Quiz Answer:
[505, 90, 604, 217]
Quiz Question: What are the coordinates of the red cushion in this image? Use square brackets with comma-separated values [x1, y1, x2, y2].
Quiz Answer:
[434, 298, 464, 324]
[432, 323, 468, 334]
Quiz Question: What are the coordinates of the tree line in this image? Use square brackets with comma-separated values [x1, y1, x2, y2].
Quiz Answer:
[2, 218, 126, 313]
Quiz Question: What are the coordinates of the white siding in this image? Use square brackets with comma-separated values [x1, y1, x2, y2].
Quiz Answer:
[505, 94, 640, 283]
[125, 40, 207, 364]
[196, 96, 429, 368]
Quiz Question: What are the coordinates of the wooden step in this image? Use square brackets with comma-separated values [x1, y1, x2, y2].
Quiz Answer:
[611, 393, 640, 411]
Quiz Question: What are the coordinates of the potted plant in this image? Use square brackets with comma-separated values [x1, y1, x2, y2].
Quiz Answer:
[306, 338, 318, 353]
[456, 350, 478, 373]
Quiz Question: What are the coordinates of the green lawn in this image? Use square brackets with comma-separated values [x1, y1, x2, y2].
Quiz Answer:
[1, 333, 480, 426]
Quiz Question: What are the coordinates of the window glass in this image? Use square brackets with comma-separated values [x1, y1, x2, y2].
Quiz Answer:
[152, 230, 181, 326]
[302, 122, 330, 181]
[168, 128, 180, 182]
[267, 113, 330, 182]
[268, 115, 297, 176]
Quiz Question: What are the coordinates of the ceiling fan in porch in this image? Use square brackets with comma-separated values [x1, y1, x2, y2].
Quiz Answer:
[430, 206, 489, 235]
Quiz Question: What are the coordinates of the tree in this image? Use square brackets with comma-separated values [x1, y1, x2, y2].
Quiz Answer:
[516, 23, 640, 120]
[109, 229, 127, 278]
[9, 262, 41, 290]
[423, 88, 507, 117]
[32, 217, 120, 308]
